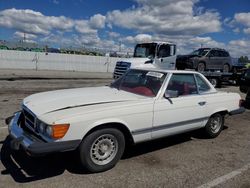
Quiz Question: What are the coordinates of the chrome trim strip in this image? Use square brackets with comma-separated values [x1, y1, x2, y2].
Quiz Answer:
[46, 100, 132, 113]
[131, 117, 209, 135]
[22, 105, 37, 131]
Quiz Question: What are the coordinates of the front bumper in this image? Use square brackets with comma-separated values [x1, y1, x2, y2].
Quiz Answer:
[7, 112, 81, 156]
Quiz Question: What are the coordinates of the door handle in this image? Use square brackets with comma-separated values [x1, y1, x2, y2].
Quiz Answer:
[198, 101, 206, 106]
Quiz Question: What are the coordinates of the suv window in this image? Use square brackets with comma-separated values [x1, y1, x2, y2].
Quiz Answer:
[209, 50, 219, 57]
[223, 51, 229, 57]
[218, 50, 229, 57]
[195, 74, 211, 93]
[166, 74, 198, 96]
[218, 50, 225, 57]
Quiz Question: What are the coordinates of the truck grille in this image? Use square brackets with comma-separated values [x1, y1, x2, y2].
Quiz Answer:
[22, 105, 36, 131]
[113, 61, 131, 79]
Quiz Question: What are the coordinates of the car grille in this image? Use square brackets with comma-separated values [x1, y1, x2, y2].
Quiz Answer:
[113, 61, 131, 79]
[22, 105, 36, 131]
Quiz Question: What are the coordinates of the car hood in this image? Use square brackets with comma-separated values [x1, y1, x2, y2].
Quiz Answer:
[176, 54, 199, 60]
[120, 57, 152, 67]
[23, 86, 145, 116]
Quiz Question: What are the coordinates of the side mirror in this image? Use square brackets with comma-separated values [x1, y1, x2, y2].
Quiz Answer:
[164, 90, 179, 99]
[147, 55, 154, 60]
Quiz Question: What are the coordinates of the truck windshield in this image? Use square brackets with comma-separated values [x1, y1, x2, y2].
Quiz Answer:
[190, 49, 209, 56]
[110, 69, 167, 97]
[134, 43, 157, 58]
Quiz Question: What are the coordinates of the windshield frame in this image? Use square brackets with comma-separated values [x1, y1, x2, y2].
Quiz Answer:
[110, 69, 167, 98]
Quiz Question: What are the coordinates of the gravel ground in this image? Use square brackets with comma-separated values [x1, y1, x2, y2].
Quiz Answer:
[0, 69, 249, 188]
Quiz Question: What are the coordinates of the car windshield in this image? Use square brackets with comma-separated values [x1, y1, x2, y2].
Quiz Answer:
[110, 69, 167, 97]
[190, 49, 209, 56]
[134, 43, 157, 58]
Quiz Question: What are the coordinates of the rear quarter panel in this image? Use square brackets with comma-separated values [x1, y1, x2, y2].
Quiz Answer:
[202, 92, 241, 118]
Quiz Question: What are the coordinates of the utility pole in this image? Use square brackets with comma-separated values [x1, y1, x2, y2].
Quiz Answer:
[119, 41, 121, 52]
[23, 32, 26, 43]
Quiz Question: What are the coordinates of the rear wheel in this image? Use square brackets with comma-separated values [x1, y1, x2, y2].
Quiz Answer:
[208, 78, 220, 88]
[204, 113, 224, 138]
[79, 128, 125, 173]
[197, 62, 206, 72]
[223, 64, 230, 72]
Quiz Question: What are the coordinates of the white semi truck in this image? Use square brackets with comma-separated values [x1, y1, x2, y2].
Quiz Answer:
[113, 42, 241, 88]
[113, 42, 177, 79]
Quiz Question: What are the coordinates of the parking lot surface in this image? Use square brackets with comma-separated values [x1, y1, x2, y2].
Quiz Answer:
[0, 69, 249, 188]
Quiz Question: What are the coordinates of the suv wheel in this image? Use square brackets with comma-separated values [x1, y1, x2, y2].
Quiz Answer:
[223, 64, 230, 72]
[197, 62, 206, 72]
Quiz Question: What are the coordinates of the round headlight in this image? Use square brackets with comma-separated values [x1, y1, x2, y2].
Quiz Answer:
[46, 126, 53, 137]
[38, 122, 46, 133]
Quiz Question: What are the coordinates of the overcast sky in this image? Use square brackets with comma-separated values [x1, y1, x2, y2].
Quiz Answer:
[0, 0, 250, 57]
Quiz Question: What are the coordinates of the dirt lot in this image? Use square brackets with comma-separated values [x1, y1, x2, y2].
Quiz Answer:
[0, 69, 249, 188]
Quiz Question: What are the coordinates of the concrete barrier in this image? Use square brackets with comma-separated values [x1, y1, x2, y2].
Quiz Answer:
[0, 50, 122, 72]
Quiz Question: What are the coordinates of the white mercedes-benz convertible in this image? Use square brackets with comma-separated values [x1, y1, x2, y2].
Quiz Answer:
[7, 68, 245, 172]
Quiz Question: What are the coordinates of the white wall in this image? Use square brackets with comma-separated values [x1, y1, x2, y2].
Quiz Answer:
[0, 50, 122, 72]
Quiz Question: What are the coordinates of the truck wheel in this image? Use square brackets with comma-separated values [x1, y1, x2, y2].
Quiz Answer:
[204, 113, 224, 138]
[197, 62, 206, 72]
[223, 64, 230, 72]
[79, 128, 125, 173]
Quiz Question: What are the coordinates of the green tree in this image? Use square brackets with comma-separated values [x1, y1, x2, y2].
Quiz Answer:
[239, 56, 249, 63]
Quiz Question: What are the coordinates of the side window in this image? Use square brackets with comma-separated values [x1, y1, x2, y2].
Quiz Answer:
[218, 50, 224, 57]
[195, 74, 211, 93]
[209, 50, 219, 57]
[166, 74, 198, 96]
[158, 45, 171, 58]
[219, 50, 229, 57]
[224, 51, 229, 57]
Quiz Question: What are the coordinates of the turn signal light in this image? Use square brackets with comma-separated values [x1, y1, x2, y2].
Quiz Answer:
[51, 124, 70, 139]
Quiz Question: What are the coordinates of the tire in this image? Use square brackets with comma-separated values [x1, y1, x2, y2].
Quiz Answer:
[208, 78, 218, 88]
[232, 67, 238, 74]
[204, 113, 224, 138]
[196, 62, 206, 72]
[223, 64, 230, 73]
[79, 128, 125, 173]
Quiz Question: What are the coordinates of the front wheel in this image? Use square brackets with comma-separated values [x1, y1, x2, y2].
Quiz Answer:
[204, 113, 224, 138]
[222, 64, 230, 73]
[197, 62, 206, 72]
[79, 128, 125, 173]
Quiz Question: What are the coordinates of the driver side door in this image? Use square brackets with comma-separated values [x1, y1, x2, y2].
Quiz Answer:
[155, 44, 176, 70]
[152, 73, 207, 139]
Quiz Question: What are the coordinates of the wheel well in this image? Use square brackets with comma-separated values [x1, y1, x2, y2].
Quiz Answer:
[83, 123, 135, 146]
[212, 110, 228, 117]
[198, 61, 206, 65]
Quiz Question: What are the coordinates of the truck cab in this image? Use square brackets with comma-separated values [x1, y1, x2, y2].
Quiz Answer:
[113, 42, 176, 79]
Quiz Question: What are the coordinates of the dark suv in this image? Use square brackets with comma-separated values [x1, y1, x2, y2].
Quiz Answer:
[239, 69, 250, 109]
[176, 48, 232, 72]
